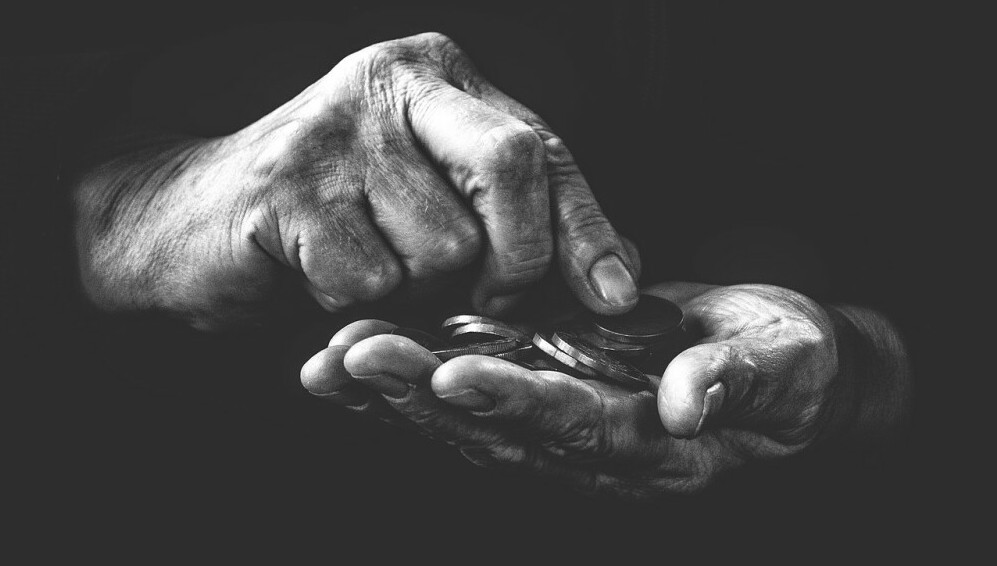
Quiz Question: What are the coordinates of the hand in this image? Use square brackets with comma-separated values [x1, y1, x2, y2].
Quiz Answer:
[301, 282, 909, 497]
[73, 32, 639, 330]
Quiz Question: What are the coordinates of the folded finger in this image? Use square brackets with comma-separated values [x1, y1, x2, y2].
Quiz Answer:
[299, 344, 408, 426]
[343, 337, 519, 449]
[367, 150, 482, 281]
[432, 356, 674, 462]
[406, 81, 552, 315]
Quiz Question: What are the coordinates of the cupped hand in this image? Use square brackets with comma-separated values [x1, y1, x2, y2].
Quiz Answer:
[301, 282, 852, 497]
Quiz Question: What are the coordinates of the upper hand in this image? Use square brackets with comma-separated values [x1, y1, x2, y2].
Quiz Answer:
[75, 32, 639, 329]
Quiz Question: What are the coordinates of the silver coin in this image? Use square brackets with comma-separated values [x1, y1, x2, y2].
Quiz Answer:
[431, 338, 520, 361]
[551, 332, 650, 388]
[574, 330, 649, 358]
[591, 294, 684, 345]
[492, 343, 537, 362]
[441, 315, 497, 331]
[530, 333, 598, 378]
[450, 322, 532, 344]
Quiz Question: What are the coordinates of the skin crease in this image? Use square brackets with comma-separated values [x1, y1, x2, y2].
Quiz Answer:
[73, 33, 640, 331]
[300, 281, 859, 498]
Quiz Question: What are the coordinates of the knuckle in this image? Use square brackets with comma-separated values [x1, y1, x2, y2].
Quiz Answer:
[491, 245, 552, 286]
[798, 320, 832, 352]
[557, 198, 612, 237]
[356, 32, 462, 82]
[477, 124, 545, 177]
[542, 134, 578, 169]
[362, 39, 413, 68]
[555, 201, 618, 263]
[409, 32, 470, 77]
[412, 31, 458, 52]
[793, 319, 839, 373]
[351, 40, 423, 89]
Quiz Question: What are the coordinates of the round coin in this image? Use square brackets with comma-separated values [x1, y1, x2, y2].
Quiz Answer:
[431, 338, 520, 361]
[450, 322, 532, 344]
[591, 294, 684, 345]
[530, 333, 598, 378]
[551, 332, 650, 388]
[441, 315, 497, 331]
[573, 330, 649, 359]
[492, 344, 537, 362]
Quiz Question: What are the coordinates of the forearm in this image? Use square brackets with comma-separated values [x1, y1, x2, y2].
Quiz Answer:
[71, 133, 217, 313]
[824, 303, 913, 447]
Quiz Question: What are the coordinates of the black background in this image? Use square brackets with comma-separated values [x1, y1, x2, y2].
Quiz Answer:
[2, 0, 979, 559]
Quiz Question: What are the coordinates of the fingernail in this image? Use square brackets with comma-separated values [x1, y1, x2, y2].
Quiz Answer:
[438, 389, 496, 412]
[694, 382, 727, 436]
[351, 373, 410, 399]
[589, 254, 638, 308]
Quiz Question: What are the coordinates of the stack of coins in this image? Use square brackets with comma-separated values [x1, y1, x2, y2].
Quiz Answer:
[386, 295, 689, 390]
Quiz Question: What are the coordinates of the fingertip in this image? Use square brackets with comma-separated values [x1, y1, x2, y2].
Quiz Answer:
[657, 389, 703, 438]
[300, 345, 351, 395]
[657, 347, 713, 438]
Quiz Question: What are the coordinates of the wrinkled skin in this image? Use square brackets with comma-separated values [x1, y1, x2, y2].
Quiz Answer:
[301, 282, 848, 498]
[74, 32, 639, 330]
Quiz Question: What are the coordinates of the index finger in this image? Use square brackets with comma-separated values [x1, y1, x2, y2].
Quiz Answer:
[461, 78, 641, 316]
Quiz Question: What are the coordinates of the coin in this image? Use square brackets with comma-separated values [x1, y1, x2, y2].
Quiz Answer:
[530, 333, 599, 378]
[573, 329, 649, 359]
[492, 343, 537, 362]
[591, 294, 684, 344]
[449, 321, 533, 345]
[390, 327, 449, 350]
[551, 332, 650, 388]
[431, 338, 520, 361]
[635, 330, 693, 374]
[441, 315, 495, 331]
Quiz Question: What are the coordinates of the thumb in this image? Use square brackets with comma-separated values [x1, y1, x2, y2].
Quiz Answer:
[657, 342, 757, 438]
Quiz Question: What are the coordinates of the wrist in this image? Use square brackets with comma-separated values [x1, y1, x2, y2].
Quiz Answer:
[822, 304, 913, 447]
[72, 135, 219, 314]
